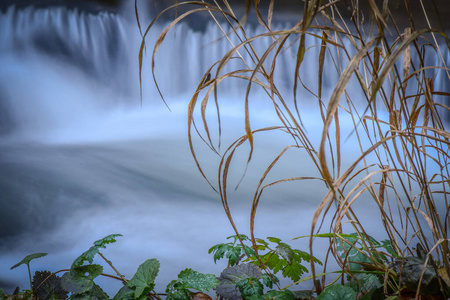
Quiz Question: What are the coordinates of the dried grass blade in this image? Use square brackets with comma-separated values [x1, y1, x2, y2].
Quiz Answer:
[318, 31, 327, 102]
[293, 32, 306, 122]
[367, 0, 388, 32]
[151, 7, 218, 108]
[268, 0, 274, 30]
[370, 29, 431, 104]
[319, 39, 377, 186]
[402, 28, 411, 90]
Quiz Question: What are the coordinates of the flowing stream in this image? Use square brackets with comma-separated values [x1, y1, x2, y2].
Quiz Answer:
[0, 2, 448, 295]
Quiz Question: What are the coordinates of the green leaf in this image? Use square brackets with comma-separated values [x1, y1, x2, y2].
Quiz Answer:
[380, 240, 400, 258]
[93, 234, 122, 247]
[11, 253, 48, 269]
[127, 258, 160, 298]
[72, 265, 104, 281]
[166, 289, 191, 300]
[217, 263, 262, 300]
[275, 243, 294, 265]
[267, 237, 282, 244]
[114, 285, 136, 300]
[175, 269, 219, 292]
[69, 284, 109, 300]
[264, 290, 296, 300]
[210, 244, 233, 264]
[294, 233, 359, 240]
[61, 266, 108, 299]
[227, 245, 244, 266]
[345, 273, 382, 293]
[227, 234, 251, 243]
[61, 272, 92, 296]
[261, 273, 278, 289]
[258, 251, 309, 282]
[71, 234, 122, 269]
[316, 285, 357, 300]
[255, 239, 269, 247]
[236, 277, 264, 299]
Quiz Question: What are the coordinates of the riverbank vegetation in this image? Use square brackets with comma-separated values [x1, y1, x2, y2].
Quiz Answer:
[2, 0, 450, 299]
[137, 0, 450, 298]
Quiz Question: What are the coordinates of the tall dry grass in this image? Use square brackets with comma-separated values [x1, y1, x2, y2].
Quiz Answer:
[138, 0, 450, 297]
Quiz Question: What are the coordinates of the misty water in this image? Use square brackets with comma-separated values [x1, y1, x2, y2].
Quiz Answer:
[0, 2, 448, 296]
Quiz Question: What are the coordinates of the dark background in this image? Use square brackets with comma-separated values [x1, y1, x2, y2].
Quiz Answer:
[1, 0, 450, 29]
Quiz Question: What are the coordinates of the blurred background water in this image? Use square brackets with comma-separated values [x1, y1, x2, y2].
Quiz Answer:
[0, 0, 448, 296]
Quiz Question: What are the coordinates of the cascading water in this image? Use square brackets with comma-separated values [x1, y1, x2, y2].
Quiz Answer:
[0, 4, 329, 293]
[0, 2, 448, 296]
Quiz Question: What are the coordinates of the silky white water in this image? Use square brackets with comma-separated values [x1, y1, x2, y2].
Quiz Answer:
[0, 3, 448, 296]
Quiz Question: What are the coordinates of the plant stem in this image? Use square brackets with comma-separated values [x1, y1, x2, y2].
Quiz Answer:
[27, 263, 32, 292]
[98, 252, 128, 284]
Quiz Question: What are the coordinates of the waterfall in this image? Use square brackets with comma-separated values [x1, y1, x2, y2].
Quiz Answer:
[0, 4, 359, 144]
[2, 5, 448, 144]
[0, 3, 449, 296]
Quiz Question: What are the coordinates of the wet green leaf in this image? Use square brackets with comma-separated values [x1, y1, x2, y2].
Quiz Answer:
[316, 285, 357, 300]
[171, 268, 219, 292]
[264, 290, 296, 300]
[261, 273, 278, 289]
[236, 277, 264, 299]
[71, 234, 122, 269]
[61, 267, 108, 300]
[128, 258, 160, 298]
[275, 243, 294, 265]
[217, 263, 262, 300]
[11, 253, 48, 270]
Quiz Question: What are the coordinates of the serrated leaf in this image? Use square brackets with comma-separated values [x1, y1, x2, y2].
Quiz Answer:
[172, 268, 219, 292]
[128, 258, 160, 298]
[292, 290, 314, 299]
[11, 253, 48, 270]
[267, 237, 282, 244]
[61, 266, 109, 299]
[71, 234, 122, 269]
[261, 273, 278, 289]
[236, 277, 264, 299]
[227, 234, 251, 243]
[316, 285, 357, 300]
[227, 245, 244, 266]
[255, 239, 269, 247]
[280, 260, 308, 282]
[93, 234, 122, 248]
[71, 247, 99, 269]
[293, 249, 323, 266]
[275, 243, 294, 265]
[264, 290, 296, 300]
[209, 244, 232, 264]
[380, 240, 400, 258]
[346, 273, 382, 293]
[114, 285, 136, 300]
[217, 263, 262, 300]
[61, 272, 93, 295]
[166, 290, 191, 300]
[69, 284, 109, 300]
[72, 265, 104, 281]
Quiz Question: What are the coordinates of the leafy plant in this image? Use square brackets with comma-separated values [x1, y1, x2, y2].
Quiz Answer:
[140, 0, 450, 297]
[250, 237, 322, 283]
[32, 270, 68, 300]
[10, 252, 48, 292]
[71, 233, 122, 269]
[114, 258, 160, 300]
[165, 268, 219, 300]
[315, 285, 357, 300]
[209, 234, 256, 266]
